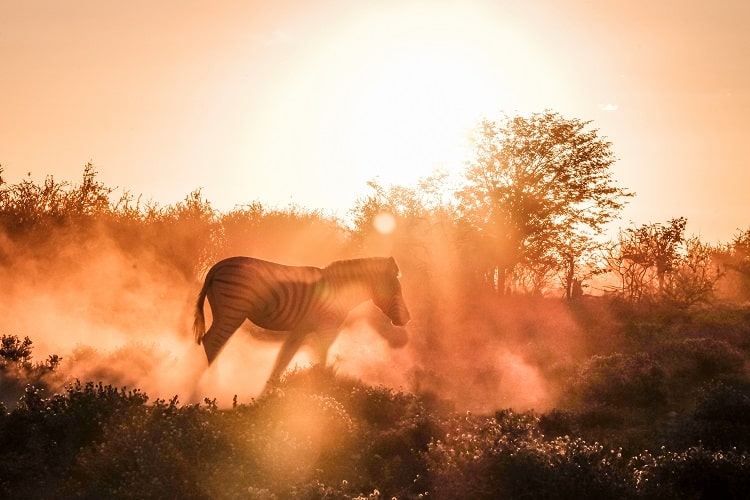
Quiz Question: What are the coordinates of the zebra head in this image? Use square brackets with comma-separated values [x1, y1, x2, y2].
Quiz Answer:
[371, 257, 410, 326]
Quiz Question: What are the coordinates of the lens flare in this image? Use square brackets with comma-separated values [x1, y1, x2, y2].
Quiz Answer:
[373, 212, 396, 234]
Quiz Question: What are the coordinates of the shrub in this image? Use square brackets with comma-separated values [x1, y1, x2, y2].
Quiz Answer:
[0, 381, 149, 497]
[569, 353, 666, 409]
[261, 366, 436, 498]
[664, 382, 750, 452]
[658, 338, 746, 389]
[425, 410, 633, 499]
[632, 446, 750, 499]
[62, 395, 219, 499]
[0, 335, 33, 363]
[0, 334, 63, 409]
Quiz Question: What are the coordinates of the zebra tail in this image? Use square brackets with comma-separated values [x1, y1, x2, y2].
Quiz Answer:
[193, 277, 210, 345]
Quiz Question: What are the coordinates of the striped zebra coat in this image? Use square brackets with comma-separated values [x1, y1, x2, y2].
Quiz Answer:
[193, 256, 410, 384]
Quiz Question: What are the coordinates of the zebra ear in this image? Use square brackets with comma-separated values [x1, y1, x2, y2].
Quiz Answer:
[388, 256, 402, 278]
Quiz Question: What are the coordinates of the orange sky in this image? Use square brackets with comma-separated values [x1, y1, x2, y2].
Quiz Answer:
[1, 0, 749, 242]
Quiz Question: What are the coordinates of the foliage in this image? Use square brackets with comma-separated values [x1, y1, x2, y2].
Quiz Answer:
[0, 163, 113, 236]
[0, 380, 149, 498]
[0, 334, 33, 363]
[657, 338, 746, 389]
[0, 362, 438, 499]
[426, 409, 633, 499]
[213, 202, 347, 269]
[569, 353, 667, 410]
[662, 236, 723, 308]
[607, 218, 722, 307]
[3, 117, 750, 497]
[610, 217, 687, 303]
[0, 335, 63, 409]
[456, 111, 631, 295]
[3, 305, 750, 499]
[631, 446, 750, 499]
[663, 382, 750, 453]
[714, 227, 750, 301]
[0, 164, 214, 280]
[0, 164, 345, 283]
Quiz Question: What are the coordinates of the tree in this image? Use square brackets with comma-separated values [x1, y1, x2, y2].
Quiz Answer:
[0, 335, 33, 364]
[348, 176, 450, 258]
[608, 217, 720, 307]
[717, 227, 750, 300]
[614, 217, 687, 302]
[663, 236, 722, 308]
[456, 111, 632, 295]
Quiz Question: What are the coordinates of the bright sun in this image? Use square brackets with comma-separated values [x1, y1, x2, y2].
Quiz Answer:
[347, 47, 497, 184]
[242, 3, 547, 213]
[299, 5, 526, 188]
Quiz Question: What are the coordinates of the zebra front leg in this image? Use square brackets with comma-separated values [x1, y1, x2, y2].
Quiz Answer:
[265, 330, 308, 389]
[312, 329, 339, 368]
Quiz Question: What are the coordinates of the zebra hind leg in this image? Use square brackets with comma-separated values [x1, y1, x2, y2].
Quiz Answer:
[201, 316, 246, 365]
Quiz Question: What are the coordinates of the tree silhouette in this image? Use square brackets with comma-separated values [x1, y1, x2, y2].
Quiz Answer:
[663, 236, 722, 307]
[0, 335, 33, 364]
[717, 227, 750, 299]
[457, 111, 632, 295]
[618, 217, 687, 300]
[606, 217, 722, 306]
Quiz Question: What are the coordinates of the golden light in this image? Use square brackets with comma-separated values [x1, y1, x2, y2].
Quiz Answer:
[235, 3, 554, 213]
[325, 4, 555, 191]
[338, 28, 516, 188]
[347, 49, 489, 183]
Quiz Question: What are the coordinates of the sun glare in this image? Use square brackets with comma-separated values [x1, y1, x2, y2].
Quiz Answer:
[236, 3, 548, 214]
[300, 5, 523, 190]
[348, 47, 493, 184]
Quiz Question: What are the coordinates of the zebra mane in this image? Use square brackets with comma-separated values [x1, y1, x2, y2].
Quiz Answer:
[324, 257, 398, 282]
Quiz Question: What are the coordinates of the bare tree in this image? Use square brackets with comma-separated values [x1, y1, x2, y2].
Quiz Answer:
[609, 218, 720, 307]
[616, 218, 687, 301]
[663, 236, 722, 308]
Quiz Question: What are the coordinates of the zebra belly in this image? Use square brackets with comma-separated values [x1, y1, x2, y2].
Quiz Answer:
[246, 313, 301, 332]
[247, 303, 345, 333]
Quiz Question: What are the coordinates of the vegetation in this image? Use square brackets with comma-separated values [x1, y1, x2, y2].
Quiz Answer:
[3, 338, 750, 499]
[457, 112, 632, 296]
[3, 111, 750, 497]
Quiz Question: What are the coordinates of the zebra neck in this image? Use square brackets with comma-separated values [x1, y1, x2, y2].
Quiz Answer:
[324, 261, 376, 305]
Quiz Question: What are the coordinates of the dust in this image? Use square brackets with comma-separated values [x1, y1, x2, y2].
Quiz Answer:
[0, 216, 603, 413]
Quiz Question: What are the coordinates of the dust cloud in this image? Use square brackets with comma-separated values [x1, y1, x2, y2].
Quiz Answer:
[0, 216, 608, 413]
[0, 228, 207, 402]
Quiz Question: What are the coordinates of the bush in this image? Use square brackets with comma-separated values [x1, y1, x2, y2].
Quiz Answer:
[658, 338, 746, 390]
[0, 363, 440, 498]
[0, 335, 33, 363]
[0, 334, 63, 409]
[632, 446, 750, 499]
[425, 409, 633, 499]
[0, 381, 149, 497]
[62, 395, 219, 499]
[569, 353, 666, 409]
[4, 348, 750, 498]
[664, 382, 750, 452]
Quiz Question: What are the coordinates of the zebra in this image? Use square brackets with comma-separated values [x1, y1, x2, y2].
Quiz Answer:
[193, 256, 410, 386]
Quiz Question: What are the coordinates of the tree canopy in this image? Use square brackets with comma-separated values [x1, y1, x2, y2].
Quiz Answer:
[456, 111, 632, 295]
